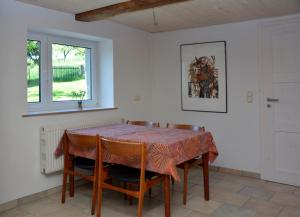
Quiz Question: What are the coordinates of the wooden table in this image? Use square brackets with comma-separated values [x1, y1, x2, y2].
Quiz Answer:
[57, 124, 218, 217]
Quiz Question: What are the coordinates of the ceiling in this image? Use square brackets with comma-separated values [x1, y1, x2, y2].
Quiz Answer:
[18, 0, 300, 33]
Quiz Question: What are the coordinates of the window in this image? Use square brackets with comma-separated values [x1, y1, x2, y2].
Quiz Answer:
[51, 44, 92, 101]
[27, 40, 41, 103]
[27, 32, 98, 111]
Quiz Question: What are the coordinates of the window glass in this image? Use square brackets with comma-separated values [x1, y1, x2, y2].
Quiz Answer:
[52, 44, 91, 101]
[27, 40, 41, 103]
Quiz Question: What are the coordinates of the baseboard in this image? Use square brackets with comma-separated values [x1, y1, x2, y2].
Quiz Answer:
[0, 179, 87, 213]
[0, 200, 18, 213]
[209, 165, 260, 179]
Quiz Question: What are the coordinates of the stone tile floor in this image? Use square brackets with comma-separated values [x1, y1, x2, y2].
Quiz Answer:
[1, 167, 300, 217]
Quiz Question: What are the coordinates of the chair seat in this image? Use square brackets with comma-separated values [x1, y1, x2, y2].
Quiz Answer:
[107, 164, 157, 182]
[74, 157, 95, 170]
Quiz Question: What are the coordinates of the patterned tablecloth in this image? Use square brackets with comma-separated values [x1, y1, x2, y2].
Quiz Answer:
[55, 124, 218, 181]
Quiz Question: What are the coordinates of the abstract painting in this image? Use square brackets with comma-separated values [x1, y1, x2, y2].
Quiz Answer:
[181, 41, 227, 113]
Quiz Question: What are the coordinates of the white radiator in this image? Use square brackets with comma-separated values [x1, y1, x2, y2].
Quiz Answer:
[40, 118, 122, 174]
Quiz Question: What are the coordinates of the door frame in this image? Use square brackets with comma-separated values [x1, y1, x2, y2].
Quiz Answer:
[259, 14, 300, 182]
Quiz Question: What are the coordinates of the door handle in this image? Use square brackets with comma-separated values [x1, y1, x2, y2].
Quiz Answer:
[267, 98, 279, 102]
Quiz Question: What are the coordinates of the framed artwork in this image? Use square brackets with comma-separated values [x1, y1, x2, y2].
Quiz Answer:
[180, 41, 227, 113]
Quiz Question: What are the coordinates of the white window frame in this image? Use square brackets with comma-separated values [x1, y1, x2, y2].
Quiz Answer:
[27, 32, 99, 112]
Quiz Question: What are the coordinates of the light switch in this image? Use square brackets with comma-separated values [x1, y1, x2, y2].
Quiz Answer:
[247, 91, 253, 103]
[134, 96, 141, 102]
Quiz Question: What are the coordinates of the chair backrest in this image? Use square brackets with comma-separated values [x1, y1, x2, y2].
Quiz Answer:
[166, 123, 205, 132]
[101, 137, 146, 159]
[100, 137, 147, 183]
[66, 131, 100, 152]
[127, 120, 160, 128]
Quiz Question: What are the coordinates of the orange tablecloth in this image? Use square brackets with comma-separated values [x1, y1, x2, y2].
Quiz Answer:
[55, 124, 218, 181]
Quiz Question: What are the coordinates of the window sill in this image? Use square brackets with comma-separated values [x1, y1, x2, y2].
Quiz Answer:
[22, 107, 118, 117]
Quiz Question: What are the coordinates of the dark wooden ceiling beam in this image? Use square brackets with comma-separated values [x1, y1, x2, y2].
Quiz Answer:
[75, 0, 190, 22]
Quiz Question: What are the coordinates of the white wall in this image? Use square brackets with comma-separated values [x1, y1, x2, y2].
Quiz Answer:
[149, 21, 262, 173]
[0, 0, 152, 204]
[1, 0, 299, 205]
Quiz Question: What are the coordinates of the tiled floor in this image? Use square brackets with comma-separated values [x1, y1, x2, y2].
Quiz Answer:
[1, 167, 300, 217]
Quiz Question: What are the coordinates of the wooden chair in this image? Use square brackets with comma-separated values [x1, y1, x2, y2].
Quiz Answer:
[96, 138, 166, 217]
[127, 120, 160, 128]
[61, 131, 100, 215]
[126, 120, 160, 198]
[166, 123, 206, 205]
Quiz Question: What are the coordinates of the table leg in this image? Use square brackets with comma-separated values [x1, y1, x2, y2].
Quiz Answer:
[69, 156, 74, 197]
[163, 175, 170, 217]
[202, 152, 209, 200]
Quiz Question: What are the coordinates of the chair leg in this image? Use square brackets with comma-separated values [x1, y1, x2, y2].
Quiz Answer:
[202, 152, 209, 200]
[137, 191, 145, 217]
[163, 175, 171, 217]
[96, 181, 103, 217]
[183, 162, 189, 205]
[125, 183, 131, 201]
[128, 183, 133, 205]
[61, 171, 67, 203]
[91, 178, 98, 215]
[69, 176, 74, 197]
[148, 188, 152, 199]
[122, 182, 127, 200]
[69, 157, 75, 197]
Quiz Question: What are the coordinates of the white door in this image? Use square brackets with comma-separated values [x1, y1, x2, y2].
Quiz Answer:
[261, 17, 300, 186]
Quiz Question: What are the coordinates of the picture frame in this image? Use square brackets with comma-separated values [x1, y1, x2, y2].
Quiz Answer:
[180, 41, 227, 113]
